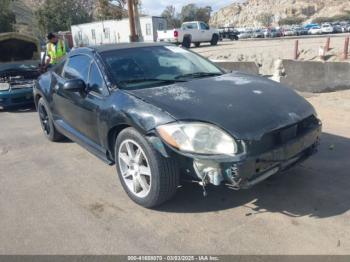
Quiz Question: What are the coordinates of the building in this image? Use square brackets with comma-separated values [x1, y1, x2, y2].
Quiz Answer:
[71, 16, 167, 47]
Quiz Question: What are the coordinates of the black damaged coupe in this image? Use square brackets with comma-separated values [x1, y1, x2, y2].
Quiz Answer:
[34, 43, 321, 208]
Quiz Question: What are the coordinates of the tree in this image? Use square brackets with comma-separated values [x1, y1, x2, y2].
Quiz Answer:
[96, 0, 126, 20]
[180, 4, 197, 22]
[35, 0, 92, 35]
[161, 5, 181, 29]
[257, 12, 274, 27]
[312, 12, 350, 24]
[196, 6, 212, 23]
[0, 0, 16, 33]
[179, 4, 212, 24]
[279, 17, 304, 26]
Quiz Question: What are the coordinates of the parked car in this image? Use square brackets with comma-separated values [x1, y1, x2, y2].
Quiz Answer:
[341, 23, 350, 32]
[304, 23, 320, 30]
[321, 23, 334, 34]
[238, 30, 253, 39]
[283, 28, 296, 36]
[332, 25, 343, 33]
[34, 43, 322, 208]
[309, 26, 323, 35]
[252, 29, 264, 38]
[0, 33, 41, 109]
[293, 27, 309, 36]
[157, 21, 220, 48]
[264, 28, 282, 38]
[219, 27, 240, 41]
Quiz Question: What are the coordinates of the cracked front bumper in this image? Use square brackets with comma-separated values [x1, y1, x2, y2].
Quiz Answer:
[170, 124, 321, 189]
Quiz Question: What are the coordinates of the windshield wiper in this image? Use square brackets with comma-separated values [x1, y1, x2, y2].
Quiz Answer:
[121, 78, 187, 84]
[175, 72, 222, 80]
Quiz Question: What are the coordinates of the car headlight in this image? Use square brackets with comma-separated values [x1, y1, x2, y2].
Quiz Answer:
[0, 83, 10, 91]
[157, 122, 237, 155]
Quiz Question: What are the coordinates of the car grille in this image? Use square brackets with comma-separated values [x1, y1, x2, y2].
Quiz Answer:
[0, 70, 40, 90]
[10, 80, 34, 90]
[247, 115, 320, 155]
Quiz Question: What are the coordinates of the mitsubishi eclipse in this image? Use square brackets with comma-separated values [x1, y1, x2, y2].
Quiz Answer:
[34, 43, 321, 208]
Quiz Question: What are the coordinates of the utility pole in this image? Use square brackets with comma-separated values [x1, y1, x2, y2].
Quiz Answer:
[133, 0, 143, 42]
[128, 0, 138, 42]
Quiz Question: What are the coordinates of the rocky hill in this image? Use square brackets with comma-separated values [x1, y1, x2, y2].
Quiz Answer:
[210, 0, 350, 27]
[10, 0, 41, 36]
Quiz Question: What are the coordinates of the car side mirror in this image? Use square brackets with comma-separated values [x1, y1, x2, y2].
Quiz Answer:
[63, 79, 86, 92]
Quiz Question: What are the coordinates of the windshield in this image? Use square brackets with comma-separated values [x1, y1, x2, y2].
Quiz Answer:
[100, 45, 222, 90]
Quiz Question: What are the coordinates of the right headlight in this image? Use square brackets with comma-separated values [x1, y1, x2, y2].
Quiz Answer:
[157, 122, 237, 155]
[0, 83, 10, 91]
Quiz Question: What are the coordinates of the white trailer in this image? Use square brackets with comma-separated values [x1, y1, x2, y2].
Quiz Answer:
[71, 16, 167, 47]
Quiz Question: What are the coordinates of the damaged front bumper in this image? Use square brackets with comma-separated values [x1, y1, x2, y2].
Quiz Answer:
[168, 123, 321, 190]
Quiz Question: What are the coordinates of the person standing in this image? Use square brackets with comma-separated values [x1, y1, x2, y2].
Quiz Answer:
[45, 32, 66, 67]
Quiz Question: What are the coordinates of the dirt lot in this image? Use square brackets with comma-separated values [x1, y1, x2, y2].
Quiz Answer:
[194, 33, 350, 75]
[0, 90, 350, 254]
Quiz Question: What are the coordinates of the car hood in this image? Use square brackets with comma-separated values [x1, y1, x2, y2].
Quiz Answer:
[125, 72, 316, 140]
[0, 32, 40, 62]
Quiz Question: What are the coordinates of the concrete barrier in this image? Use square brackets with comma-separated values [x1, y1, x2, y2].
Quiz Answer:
[274, 59, 350, 93]
[212, 60, 260, 75]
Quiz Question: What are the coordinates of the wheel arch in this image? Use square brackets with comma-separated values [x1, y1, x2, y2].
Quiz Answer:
[34, 93, 42, 108]
[107, 123, 132, 160]
[107, 123, 171, 161]
[183, 34, 192, 41]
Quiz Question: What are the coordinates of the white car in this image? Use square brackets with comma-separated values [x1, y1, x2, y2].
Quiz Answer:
[283, 29, 296, 36]
[238, 30, 253, 39]
[321, 24, 334, 34]
[157, 21, 220, 48]
[309, 26, 323, 35]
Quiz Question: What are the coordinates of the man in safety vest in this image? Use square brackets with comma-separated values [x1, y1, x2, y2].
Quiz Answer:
[45, 32, 66, 67]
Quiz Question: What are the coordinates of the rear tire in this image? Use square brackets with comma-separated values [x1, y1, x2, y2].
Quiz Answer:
[37, 97, 64, 142]
[115, 127, 179, 208]
[210, 34, 219, 46]
[182, 36, 191, 48]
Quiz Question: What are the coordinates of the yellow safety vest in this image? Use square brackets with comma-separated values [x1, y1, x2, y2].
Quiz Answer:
[47, 40, 66, 64]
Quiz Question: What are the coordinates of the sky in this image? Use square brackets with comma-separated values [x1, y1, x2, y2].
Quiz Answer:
[140, 0, 242, 16]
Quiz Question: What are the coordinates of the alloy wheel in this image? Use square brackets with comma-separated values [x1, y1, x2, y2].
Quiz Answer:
[118, 139, 152, 198]
[38, 104, 50, 135]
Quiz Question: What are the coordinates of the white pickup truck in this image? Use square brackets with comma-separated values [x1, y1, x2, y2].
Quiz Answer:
[157, 21, 220, 48]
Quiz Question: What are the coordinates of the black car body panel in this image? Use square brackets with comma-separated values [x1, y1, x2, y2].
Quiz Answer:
[33, 43, 321, 189]
[126, 72, 316, 141]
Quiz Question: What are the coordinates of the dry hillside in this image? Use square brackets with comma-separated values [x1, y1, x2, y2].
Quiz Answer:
[210, 0, 350, 27]
[10, 0, 42, 36]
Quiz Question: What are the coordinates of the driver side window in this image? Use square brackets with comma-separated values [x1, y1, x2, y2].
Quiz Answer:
[200, 23, 209, 30]
[63, 55, 91, 82]
[88, 62, 106, 95]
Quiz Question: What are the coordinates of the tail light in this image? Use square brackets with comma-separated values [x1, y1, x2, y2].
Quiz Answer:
[174, 30, 179, 38]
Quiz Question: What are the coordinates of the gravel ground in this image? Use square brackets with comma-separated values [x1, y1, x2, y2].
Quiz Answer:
[0, 90, 350, 254]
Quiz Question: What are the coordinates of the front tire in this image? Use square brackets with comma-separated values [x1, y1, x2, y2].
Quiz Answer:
[37, 97, 64, 142]
[115, 127, 179, 208]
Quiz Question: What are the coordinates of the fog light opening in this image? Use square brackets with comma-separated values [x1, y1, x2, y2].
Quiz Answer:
[193, 160, 224, 196]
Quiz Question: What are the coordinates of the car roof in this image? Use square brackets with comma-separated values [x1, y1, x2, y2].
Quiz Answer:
[70, 42, 173, 56]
